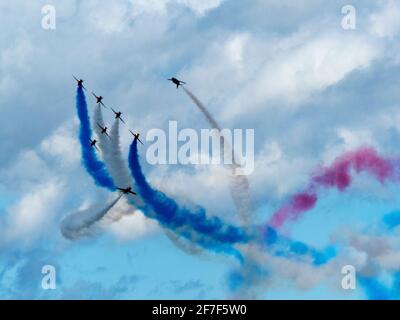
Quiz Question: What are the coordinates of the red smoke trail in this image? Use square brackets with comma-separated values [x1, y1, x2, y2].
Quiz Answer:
[268, 147, 395, 228]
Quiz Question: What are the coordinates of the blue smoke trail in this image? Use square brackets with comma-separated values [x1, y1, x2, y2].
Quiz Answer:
[128, 138, 249, 244]
[73, 90, 335, 265]
[357, 212, 400, 299]
[128, 138, 336, 264]
[359, 276, 392, 300]
[127, 139, 248, 259]
[264, 226, 336, 266]
[382, 210, 400, 230]
[76, 87, 115, 190]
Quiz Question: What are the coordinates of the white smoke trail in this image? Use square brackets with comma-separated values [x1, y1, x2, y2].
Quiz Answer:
[59, 106, 121, 241]
[93, 109, 144, 222]
[91, 101, 228, 257]
[106, 119, 145, 208]
[183, 87, 254, 296]
[183, 88, 221, 130]
[182, 87, 252, 223]
[67, 104, 211, 249]
[93, 109, 148, 222]
[61, 106, 138, 241]
[107, 121, 209, 254]
[164, 229, 203, 256]
[103, 115, 215, 256]
[93, 105, 110, 155]
[61, 194, 122, 240]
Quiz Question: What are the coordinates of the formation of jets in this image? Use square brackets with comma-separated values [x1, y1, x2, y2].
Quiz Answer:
[75, 76, 187, 197]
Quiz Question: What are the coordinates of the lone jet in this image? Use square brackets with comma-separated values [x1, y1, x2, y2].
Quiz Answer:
[92, 92, 107, 108]
[97, 123, 110, 138]
[117, 186, 137, 195]
[168, 77, 186, 89]
[129, 130, 144, 145]
[89, 138, 99, 151]
[73, 75, 86, 89]
[111, 107, 125, 124]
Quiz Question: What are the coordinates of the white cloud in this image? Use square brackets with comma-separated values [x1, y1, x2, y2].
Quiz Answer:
[336, 128, 376, 150]
[334, 228, 400, 277]
[85, 0, 129, 33]
[322, 128, 377, 164]
[105, 198, 159, 241]
[83, 0, 224, 33]
[369, 0, 400, 38]
[0, 34, 34, 95]
[130, 0, 169, 17]
[1, 121, 79, 191]
[129, 0, 224, 17]
[5, 180, 64, 243]
[236, 222, 400, 296]
[182, 25, 382, 125]
[223, 32, 380, 120]
[147, 164, 235, 218]
[40, 122, 80, 167]
[223, 34, 249, 67]
[0, 121, 86, 245]
[0, 150, 52, 192]
[251, 141, 313, 200]
[237, 245, 352, 296]
[2, 0, 400, 299]
[177, 0, 225, 16]
[0, 35, 33, 71]
[182, 32, 257, 102]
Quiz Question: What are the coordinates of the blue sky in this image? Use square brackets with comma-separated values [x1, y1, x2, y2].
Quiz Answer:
[1, 0, 400, 299]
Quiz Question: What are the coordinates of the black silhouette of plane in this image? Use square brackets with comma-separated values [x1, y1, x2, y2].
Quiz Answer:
[129, 130, 144, 145]
[97, 123, 110, 138]
[111, 107, 125, 124]
[89, 138, 99, 151]
[168, 77, 186, 88]
[73, 75, 86, 90]
[117, 186, 137, 195]
[92, 92, 107, 108]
